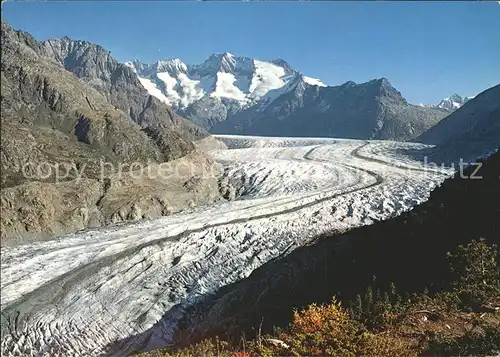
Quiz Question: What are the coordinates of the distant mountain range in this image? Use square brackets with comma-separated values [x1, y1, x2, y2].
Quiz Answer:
[434, 94, 474, 111]
[418, 94, 474, 111]
[4, 18, 495, 168]
[127, 53, 459, 141]
[125, 53, 326, 130]
[212, 77, 453, 141]
[128, 51, 498, 154]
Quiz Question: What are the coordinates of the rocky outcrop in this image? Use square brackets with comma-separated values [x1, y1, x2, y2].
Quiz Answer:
[1, 151, 221, 247]
[1, 179, 104, 246]
[1, 21, 170, 171]
[181, 96, 229, 130]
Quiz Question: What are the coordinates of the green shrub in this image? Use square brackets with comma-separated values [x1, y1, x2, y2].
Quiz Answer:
[447, 238, 500, 310]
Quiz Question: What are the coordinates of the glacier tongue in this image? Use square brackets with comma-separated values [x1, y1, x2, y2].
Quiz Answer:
[0, 136, 452, 356]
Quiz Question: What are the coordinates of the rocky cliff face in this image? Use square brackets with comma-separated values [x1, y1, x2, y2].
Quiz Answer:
[0, 21, 221, 246]
[1, 22, 165, 176]
[212, 78, 449, 141]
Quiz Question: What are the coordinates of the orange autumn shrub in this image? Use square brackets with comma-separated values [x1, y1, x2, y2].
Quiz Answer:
[282, 298, 359, 356]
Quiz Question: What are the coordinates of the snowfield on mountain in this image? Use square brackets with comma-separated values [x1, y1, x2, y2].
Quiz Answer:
[125, 53, 324, 111]
[1, 136, 453, 356]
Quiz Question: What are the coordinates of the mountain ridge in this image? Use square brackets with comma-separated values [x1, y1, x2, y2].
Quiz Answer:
[127, 54, 452, 140]
[212, 76, 449, 141]
[39, 36, 209, 141]
[417, 84, 500, 163]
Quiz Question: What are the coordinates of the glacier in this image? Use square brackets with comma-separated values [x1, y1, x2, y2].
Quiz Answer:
[0, 136, 453, 356]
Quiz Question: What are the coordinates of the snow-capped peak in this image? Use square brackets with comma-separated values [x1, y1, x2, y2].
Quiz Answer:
[125, 53, 328, 111]
[436, 94, 472, 111]
[153, 59, 187, 75]
[191, 52, 255, 77]
[124, 60, 149, 74]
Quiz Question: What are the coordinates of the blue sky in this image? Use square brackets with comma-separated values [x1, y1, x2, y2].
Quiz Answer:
[4, 1, 499, 104]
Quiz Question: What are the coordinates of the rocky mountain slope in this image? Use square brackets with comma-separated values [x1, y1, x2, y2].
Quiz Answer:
[417, 84, 500, 162]
[212, 78, 449, 141]
[39, 36, 208, 141]
[0, 21, 221, 246]
[128, 54, 449, 141]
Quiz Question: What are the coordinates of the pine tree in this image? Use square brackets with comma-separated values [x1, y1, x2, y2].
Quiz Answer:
[389, 282, 397, 300]
[363, 286, 373, 316]
[382, 292, 391, 307]
[350, 293, 363, 320]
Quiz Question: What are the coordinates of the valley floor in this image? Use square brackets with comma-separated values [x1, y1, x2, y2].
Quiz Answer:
[0, 136, 452, 356]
